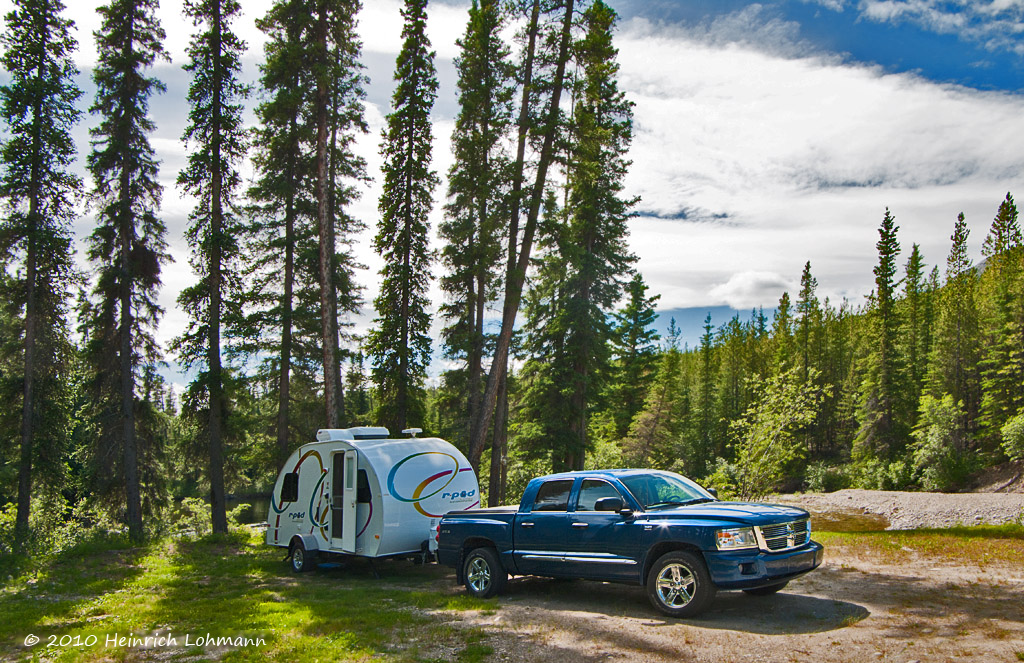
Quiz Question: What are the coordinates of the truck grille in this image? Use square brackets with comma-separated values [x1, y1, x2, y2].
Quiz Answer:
[756, 519, 809, 552]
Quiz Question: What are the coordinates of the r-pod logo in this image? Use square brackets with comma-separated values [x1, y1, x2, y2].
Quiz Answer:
[442, 489, 476, 501]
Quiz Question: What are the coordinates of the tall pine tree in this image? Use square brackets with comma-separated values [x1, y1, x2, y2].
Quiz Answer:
[81, 0, 168, 542]
[855, 208, 907, 461]
[0, 0, 81, 544]
[173, 0, 250, 534]
[607, 273, 660, 437]
[367, 0, 439, 432]
[979, 193, 1024, 444]
[438, 0, 513, 448]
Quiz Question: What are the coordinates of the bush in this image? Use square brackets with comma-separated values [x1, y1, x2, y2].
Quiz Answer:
[912, 394, 975, 491]
[1001, 413, 1024, 462]
[804, 461, 851, 493]
[701, 457, 739, 500]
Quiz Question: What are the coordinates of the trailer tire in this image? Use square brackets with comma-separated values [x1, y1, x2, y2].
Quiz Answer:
[463, 547, 506, 599]
[290, 539, 316, 573]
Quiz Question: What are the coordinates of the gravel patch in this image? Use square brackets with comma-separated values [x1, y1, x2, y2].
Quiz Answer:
[774, 489, 1024, 530]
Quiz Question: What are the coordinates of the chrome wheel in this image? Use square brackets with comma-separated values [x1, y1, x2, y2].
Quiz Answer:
[463, 547, 506, 598]
[467, 557, 491, 594]
[655, 563, 695, 608]
[292, 546, 305, 572]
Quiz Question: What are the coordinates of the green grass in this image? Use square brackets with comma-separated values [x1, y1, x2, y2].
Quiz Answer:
[0, 531, 496, 662]
[816, 523, 1024, 565]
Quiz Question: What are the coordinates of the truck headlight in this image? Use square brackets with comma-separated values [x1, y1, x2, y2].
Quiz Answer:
[716, 526, 758, 550]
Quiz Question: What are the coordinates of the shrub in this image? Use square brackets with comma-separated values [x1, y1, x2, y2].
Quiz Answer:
[912, 394, 975, 491]
[805, 461, 851, 493]
[1001, 413, 1024, 462]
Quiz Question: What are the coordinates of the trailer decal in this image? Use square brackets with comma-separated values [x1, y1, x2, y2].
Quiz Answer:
[356, 500, 373, 537]
[270, 450, 325, 515]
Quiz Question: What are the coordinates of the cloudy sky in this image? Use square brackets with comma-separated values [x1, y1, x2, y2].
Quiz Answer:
[2, 0, 1023, 384]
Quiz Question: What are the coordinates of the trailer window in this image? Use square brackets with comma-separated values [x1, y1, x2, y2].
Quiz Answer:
[357, 469, 371, 503]
[280, 472, 299, 503]
[532, 480, 573, 512]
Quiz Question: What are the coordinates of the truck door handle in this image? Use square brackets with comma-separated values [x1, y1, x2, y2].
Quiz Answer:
[520, 522, 535, 528]
[571, 522, 589, 529]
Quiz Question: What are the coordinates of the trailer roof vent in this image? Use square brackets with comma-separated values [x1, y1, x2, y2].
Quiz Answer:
[316, 426, 390, 442]
[402, 427, 423, 438]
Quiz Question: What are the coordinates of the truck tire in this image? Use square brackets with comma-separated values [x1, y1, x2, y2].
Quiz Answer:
[463, 547, 506, 599]
[290, 539, 316, 573]
[743, 581, 788, 596]
[646, 550, 716, 618]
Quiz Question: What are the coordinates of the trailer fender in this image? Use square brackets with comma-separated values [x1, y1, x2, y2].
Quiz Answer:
[289, 534, 320, 557]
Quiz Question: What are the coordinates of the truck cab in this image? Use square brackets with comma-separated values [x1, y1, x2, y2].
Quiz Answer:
[437, 469, 824, 617]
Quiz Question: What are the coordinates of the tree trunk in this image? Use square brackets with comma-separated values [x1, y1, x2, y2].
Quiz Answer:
[327, 53, 346, 426]
[208, 0, 228, 535]
[487, 373, 508, 506]
[14, 39, 47, 546]
[120, 10, 143, 543]
[276, 125, 297, 464]
[468, 0, 575, 470]
[315, 1, 340, 428]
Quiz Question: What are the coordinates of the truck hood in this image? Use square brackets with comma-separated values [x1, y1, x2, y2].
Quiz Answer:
[643, 501, 809, 526]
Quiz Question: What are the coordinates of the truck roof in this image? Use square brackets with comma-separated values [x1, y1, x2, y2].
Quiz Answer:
[531, 468, 675, 482]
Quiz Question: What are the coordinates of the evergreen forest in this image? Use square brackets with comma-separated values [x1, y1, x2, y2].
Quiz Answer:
[1, 0, 1023, 551]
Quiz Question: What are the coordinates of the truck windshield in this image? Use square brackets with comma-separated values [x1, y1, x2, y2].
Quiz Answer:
[619, 473, 715, 510]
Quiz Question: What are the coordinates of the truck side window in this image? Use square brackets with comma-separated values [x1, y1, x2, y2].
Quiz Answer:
[357, 469, 371, 504]
[576, 479, 621, 511]
[532, 480, 573, 511]
[280, 472, 299, 503]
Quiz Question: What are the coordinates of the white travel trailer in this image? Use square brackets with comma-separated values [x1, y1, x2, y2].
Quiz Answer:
[266, 426, 480, 572]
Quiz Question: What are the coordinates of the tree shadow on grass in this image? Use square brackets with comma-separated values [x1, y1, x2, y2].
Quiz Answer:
[142, 534, 489, 661]
[0, 539, 149, 658]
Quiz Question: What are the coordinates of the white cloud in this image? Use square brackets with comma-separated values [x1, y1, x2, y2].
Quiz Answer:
[617, 14, 1024, 310]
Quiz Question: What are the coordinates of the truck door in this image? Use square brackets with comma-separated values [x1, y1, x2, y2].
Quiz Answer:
[566, 478, 642, 582]
[513, 478, 575, 576]
[330, 450, 358, 552]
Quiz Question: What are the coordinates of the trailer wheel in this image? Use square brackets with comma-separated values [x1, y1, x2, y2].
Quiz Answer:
[290, 539, 316, 573]
[463, 547, 506, 599]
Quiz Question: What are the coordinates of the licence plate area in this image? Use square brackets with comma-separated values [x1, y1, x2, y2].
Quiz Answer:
[763, 547, 820, 576]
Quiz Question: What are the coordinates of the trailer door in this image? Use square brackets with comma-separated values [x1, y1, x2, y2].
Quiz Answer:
[330, 450, 358, 552]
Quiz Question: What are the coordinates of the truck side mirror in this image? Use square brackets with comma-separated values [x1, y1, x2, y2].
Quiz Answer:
[594, 497, 623, 512]
[707, 487, 719, 499]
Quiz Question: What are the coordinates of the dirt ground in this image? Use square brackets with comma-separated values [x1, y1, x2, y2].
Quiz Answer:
[434, 489, 1024, 663]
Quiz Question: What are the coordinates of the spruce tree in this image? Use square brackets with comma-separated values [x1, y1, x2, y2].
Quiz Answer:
[468, 0, 578, 469]
[81, 0, 168, 542]
[795, 261, 820, 385]
[244, 0, 366, 455]
[925, 212, 980, 444]
[901, 243, 927, 407]
[772, 291, 793, 371]
[556, 0, 636, 470]
[439, 0, 513, 447]
[622, 319, 684, 468]
[0, 0, 81, 544]
[367, 0, 438, 432]
[607, 273, 660, 437]
[173, 0, 250, 534]
[855, 208, 907, 461]
[979, 193, 1024, 444]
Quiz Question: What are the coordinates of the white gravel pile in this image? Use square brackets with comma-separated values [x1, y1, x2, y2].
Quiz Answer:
[781, 489, 1024, 530]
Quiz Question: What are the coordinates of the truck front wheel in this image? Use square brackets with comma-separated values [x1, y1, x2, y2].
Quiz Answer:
[463, 547, 506, 599]
[646, 551, 716, 618]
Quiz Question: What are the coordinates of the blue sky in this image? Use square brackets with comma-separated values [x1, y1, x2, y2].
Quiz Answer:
[1, 0, 1022, 380]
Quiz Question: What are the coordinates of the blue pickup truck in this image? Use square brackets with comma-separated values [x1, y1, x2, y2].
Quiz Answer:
[437, 469, 824, 617]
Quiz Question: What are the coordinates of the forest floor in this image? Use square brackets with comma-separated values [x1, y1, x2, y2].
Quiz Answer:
[2, 487, 1023, 663]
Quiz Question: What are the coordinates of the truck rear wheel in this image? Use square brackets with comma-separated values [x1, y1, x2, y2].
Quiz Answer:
[463, 547, 506, 599]
[646, 550, 716, 618]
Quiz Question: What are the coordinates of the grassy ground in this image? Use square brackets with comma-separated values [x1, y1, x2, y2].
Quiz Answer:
[3, 524, 1023, 662]
[0, 530, 495, 662]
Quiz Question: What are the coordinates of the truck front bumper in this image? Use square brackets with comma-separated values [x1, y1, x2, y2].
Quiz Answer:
[704, 540, 824, 590]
